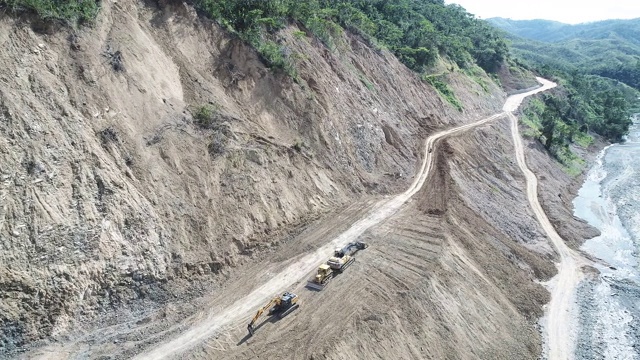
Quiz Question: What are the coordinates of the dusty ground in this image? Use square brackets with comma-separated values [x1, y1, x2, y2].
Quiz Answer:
[0, 0, 599, 359]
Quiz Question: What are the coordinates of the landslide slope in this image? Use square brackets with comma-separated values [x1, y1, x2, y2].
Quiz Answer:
[0, 0, 506, 353]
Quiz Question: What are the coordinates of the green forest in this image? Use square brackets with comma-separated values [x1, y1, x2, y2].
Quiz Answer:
[0, 0, 508, 74]
[489, 18, 640, 91]
[0, 0, 99, 25]
[189, 0, 509, 75]
[492, 17, 639, 166]
[520, 73, 635, 167]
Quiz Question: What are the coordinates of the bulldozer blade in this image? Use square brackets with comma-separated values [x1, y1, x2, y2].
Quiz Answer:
[306, 281, 326, 291]
[355, 241, 368, 249]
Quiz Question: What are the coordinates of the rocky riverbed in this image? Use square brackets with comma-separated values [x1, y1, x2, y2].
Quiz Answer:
[574, 115, 640, 359]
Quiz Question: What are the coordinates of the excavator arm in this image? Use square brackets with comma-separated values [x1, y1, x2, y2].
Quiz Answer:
[247, 298, 279, 335]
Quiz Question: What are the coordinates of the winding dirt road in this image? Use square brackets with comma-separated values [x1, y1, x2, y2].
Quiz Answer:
[508, 78, 587, 360]
[133, 78, 564, 360]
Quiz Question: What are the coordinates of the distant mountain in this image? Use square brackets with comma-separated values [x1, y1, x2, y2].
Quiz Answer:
[488, 17, 640, 90]
[487, 18, 568, 42]
[488, 17, 640, 44]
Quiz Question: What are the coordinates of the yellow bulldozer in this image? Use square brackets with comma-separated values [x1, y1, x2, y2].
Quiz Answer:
[307, 264, 334, 290]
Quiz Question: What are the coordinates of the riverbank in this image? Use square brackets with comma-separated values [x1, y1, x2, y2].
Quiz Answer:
[573, 116, 640, 359]
[517, 109, 608, 359]
[524, 113, 640, 359]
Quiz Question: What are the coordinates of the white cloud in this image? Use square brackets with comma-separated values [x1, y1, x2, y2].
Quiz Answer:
[446, 0, 640, 24]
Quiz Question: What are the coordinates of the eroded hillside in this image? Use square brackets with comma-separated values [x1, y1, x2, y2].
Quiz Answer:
[0, 0, 513, 353]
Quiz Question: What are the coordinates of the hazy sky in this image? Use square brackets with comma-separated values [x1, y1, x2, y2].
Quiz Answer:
[445, 0, 640, 24]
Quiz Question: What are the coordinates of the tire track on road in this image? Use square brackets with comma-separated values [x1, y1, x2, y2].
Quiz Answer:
[508, 77, 588, 360]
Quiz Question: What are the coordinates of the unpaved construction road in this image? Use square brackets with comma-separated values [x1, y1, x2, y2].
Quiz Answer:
[507, 80, 589, 360]
[130, 78, 566, 360]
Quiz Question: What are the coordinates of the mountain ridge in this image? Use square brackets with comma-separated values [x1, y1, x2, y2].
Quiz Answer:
[488, 17, 640, 44]
[489, 17, 640, 90]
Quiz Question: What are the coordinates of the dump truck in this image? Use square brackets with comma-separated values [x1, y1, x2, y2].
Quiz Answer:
[247, 292, 299, 336]
[306, 241, 368, 290]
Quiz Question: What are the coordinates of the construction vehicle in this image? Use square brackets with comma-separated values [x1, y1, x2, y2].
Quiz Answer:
[327, 241, 368, 272]
[306, 264, 334, 290]
[247, 292, 299, 336]
[306, 241, 368, 290]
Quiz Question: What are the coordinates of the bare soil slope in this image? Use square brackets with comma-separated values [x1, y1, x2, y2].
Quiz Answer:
[130, 93, 565, 360]
[0, 0, 507, 353]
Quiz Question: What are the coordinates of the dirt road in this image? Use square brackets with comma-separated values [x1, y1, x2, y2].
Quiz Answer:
[508, 77, 587, 360]
[131, 79, 559, 360]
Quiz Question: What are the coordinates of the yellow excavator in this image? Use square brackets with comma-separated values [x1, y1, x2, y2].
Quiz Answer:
[247, 292, 299, 336]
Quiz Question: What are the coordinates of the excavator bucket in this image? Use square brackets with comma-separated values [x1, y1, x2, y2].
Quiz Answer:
[355, 241, 368, 250]
[246, 291, 300, 336]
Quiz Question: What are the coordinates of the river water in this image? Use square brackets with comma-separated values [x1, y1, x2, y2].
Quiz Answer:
[573, 115, 640, 359]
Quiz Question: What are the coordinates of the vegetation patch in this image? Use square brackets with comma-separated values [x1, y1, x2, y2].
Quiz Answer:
[573, 131, 594, 148]
[559, 151, 586, 177]
[0, 0, 100, 26]
[193, 103, 221, 129]
[358, 74, 374, 91]
[292, 30, 307, 40]
[423, 74, 463, 111]
[463, 66, 490, 92]
[291, 139, 305, 152]
[257, 41, 297, 77]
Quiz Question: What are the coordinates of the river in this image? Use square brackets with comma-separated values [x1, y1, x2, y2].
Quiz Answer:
[573, 115, 640, 359]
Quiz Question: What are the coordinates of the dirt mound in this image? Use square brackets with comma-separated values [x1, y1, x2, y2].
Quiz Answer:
[496, 62, 539, 94]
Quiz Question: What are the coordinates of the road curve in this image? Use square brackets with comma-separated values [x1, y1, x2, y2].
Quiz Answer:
[507, 77, 586, 360]
[136, 79, 558, 360]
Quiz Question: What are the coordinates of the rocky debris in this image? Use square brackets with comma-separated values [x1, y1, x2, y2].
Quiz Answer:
[103, 45, 125, 72]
